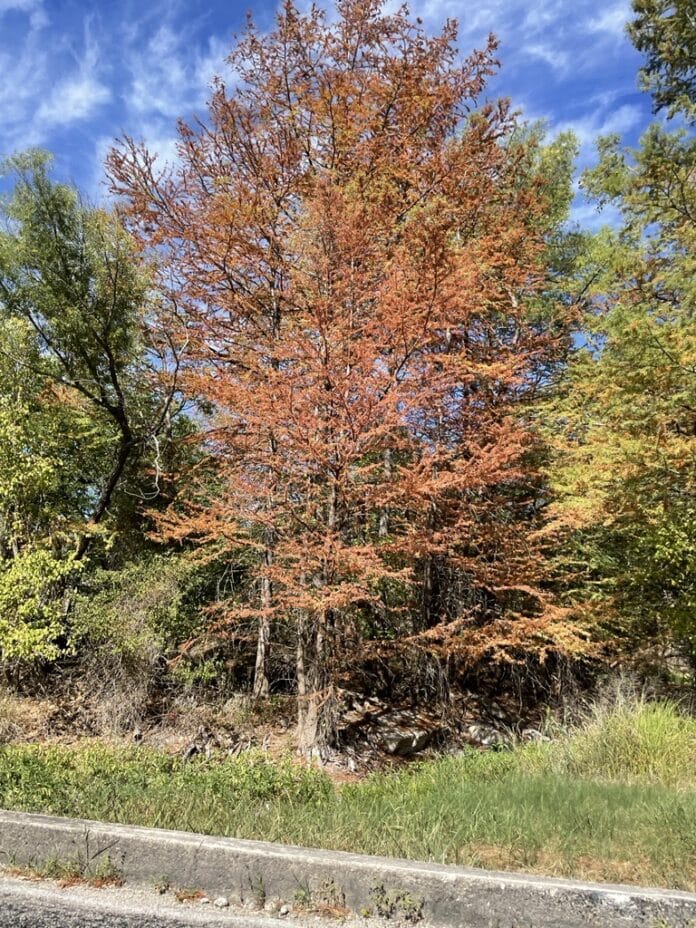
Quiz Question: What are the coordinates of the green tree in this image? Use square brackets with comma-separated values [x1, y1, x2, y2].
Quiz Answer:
[0, 150, 187, 560]
[0, 318, 96, 666]
[545, 118, 695, 670]
[0, 151, 188, 667]
[628, 0, 696, 119]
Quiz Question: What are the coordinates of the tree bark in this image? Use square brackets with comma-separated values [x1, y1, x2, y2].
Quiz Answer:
[253, 290, 282, 699]
[75, 428, 134, 560]
[253, 540, 273, 699]
[297, 478, 338, 759]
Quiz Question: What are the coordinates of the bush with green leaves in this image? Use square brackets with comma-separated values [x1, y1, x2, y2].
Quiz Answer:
[0, 548, 81, 664]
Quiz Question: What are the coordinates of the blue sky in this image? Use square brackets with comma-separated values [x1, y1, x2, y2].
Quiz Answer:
[0, 0, 651, 225]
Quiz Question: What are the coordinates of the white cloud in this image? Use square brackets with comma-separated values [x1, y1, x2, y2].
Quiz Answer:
[524, 43, 569, 73]
[37, 75, 110, 128]
[405, 0, 634, 71]
[0, 0, 47, 29]
[0, 0, 49, 151]
[0, 39, 48, 150]
[126, 25, 190, 118]
[554, 103, 642, 150]
[0, 17, 109, 155]
[124, 21, 234, 122]
[520, 0, 565, 33]
[599, 103, 643, 135]
[35, 28, 110, 130]
[569, 196, 622, 229]
[587, 2, 630, 40]
[195, 35, 236, 92]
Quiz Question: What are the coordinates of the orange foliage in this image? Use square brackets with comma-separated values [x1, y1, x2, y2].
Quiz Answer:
[108, 0, 578, 748]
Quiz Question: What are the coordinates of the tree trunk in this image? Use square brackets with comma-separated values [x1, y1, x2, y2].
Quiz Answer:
[296, 478, 339, 759]
[253, 544, 272, 699]
[75, 429, 134, 560]
[253, 293, 282, 699]
[419, 500, 439, 631]
[296, 608, 335, 760]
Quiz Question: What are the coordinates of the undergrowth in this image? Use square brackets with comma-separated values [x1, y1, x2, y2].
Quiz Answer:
[0, 701, 694, 891]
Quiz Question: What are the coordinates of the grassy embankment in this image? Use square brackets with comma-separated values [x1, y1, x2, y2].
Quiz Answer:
[0, 700, 694, 891]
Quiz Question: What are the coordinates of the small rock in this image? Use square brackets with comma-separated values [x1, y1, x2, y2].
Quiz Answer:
[279, 903, 290, 916]
[521, 728, 551, 743]
[200, 898, 210, 905]
[213, 896, 229, 908]
[381, 728, 431, 755]
[466, 722, 506, 747]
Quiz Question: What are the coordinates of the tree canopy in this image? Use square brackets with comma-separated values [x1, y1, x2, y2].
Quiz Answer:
[0, 0, 692, 749]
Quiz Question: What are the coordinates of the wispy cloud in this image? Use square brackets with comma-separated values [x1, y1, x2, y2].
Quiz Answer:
[587, 2, 631, 41]
[124, 21, 235, 117]
[0, 28, 48, 150]
[0, 7, 111, 153]
[126, 25, 191, 118]
[0, 0, 652, 229]
[555, 103, 643, 150]
[0, 0, 47, 29]
[524, 43, 569, 74]
[35, 27, 110, 130]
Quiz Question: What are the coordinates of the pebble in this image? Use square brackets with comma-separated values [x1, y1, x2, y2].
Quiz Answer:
[279, 903, 290, 916]
[214, 896, 230, 908]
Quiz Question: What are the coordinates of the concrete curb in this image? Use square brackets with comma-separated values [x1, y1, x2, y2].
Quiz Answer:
[1, 809, 695, 928]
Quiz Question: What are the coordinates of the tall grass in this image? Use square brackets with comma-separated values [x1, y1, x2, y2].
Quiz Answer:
[519, 697, 696, 789]
[1, 700, 694, 890]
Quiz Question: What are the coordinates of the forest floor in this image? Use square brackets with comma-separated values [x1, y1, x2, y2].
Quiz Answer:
[0, 694, 694, 893]
[0, 678, 557, 780]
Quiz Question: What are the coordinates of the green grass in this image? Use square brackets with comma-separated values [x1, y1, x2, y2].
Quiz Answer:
[519, 696, 696, 788]
[1, 701, 694, 891]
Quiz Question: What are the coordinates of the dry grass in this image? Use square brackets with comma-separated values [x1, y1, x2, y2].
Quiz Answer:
[0, 690, 53, 744]
[173, 887, 208, 904]
[464, 843, 669, 888]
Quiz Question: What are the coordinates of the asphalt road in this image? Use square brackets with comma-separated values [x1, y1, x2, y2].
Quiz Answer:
[0, 877, 290, 928]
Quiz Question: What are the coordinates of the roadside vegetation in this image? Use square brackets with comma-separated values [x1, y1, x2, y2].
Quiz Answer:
[0, 0, 694, 895]
[0, 0, 693, 758]
[1, 701, 694, 891]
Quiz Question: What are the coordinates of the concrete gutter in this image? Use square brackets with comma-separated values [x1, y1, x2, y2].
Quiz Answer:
[1, 809, 695, 928]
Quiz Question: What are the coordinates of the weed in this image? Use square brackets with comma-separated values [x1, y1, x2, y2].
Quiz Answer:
[89, 855, 124, 888]
[5, 853, 123, 889]
[292, 881, 313, 910]
[152, 875, 170, 895]
[652, 921, 696, 928]
[291, 878, 348, 917]
[248, 873, 266, 908]
[369, 883, 423, 922]
[313, 878, 349, 918]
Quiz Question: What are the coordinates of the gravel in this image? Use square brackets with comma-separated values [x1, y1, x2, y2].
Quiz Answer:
[0, 875, 395, 928]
